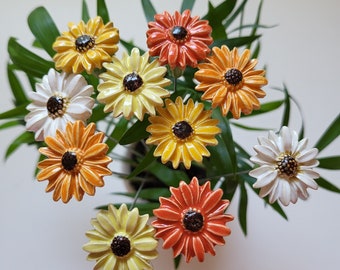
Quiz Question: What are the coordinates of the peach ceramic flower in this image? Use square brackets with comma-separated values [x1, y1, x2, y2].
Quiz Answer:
[195, 45, 268, 119]
[37, 121, 112, 203]
[53, 16, 119, 74]
[97, 47, 171, 121]
[249, 126, 319, 206]
[83, 204, 158, 270]
[152, 177, 234, 262]
[146, 96, 220, 169]
[146, 9, 212, 70]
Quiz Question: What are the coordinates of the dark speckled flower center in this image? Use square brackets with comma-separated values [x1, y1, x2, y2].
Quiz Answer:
[183, 210, 204, 232]
[75, 35, 95, 52]
[111, 235, 131, 257]
[61, 151, 78, 171]
[171, 26, 188, 41]
[47, 96, 65, 118]
[225, 68, 243, 85]
[123, 72, 143, 92]
[172, 121, 193, 140]
[277, 154, 298, 177]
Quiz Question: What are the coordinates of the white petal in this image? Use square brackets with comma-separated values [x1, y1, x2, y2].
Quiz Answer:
[253, 145, 278, 161]
[278, 180, 292, 206]
[297, 148, 318, 163]
[280, 126, 293, 153]
[295, 137, 308, 153]
[251, 167, 278, 188]
[296, 173, 318, 189]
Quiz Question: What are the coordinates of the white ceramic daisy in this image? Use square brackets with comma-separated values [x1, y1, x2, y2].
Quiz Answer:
[25, 68, 95, 141]
[249, 126, 319, 206]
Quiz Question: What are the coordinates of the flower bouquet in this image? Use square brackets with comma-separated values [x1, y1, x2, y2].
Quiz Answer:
[1, 0, 339, 269]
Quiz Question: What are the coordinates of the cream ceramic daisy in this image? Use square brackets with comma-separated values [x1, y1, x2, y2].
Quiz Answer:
[97, 47, 171, 121]
[249, 126, 320, 206]
[25, 68, 95, 141]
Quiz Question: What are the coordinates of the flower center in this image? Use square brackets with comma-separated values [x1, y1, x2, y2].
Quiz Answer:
[225, 68, 243, 85]
[123, 72, 143, 92]
[277, 154, 298, 177]
[75, 34, 95, 52]
[171, 26, 188, 41]
[110, 235, 131, 257]
[172, 121, 193, 140]
[61, 151, 78, 171]
[183, 209, 204, 232]
[47, 96, 66, 119]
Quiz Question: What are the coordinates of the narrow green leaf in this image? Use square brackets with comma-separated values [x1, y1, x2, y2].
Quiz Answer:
[8, 37, 54, 78]
[105, 118, 129, 152]
[181, 0, 196, 12]
[141, 0, 157, 22]
[316, 177, 340, 193]
[0, 120, 23, 130]
[239, 181, 248, 235]
[247, 0, 263, 47]
[120, 117, 150, 145]
[27, 7, 60, 57]
[7, 63, 28, 106]
[224, 0, 248, 28]
[318, 156, 340, 170]
[148, 162, 189, 187]
[120, 39, 145, 54]
[281, 84, 290, 127]
[231, 122, 271, 131]
[114, 187, 171, 202]
[97, 0, 110, 23]
[82, 0, 90, 22]
[314, 113, 340, 152]
[240, 100, 284, 118]
[128, 146, 156, 179]
[174, 255, 182, 269]
[5, 131, 35, 159]
[87, 104, 107, 123]
[212, 35, 261, 49]
[98, 202, 160, 216]
[0, 104, 29, 120]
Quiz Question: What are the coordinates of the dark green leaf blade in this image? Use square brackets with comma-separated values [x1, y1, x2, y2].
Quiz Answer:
[238, 181, 248, 235]
[315, 177, 340, 193]
[141, 0, 157, 22]
[27, 6, 60, 57]
[0, 104, 29, 120]
[181, 0, 196, 12]
[314, 113, 340, 152]
[7, 64, 28, 106]
[97, 0, 110, 23]
[213, 35, 261, 49]
[82, 0, 90, 22]
[105, 118, 129, 153]
[318, 156, 340, 170]
[120, 117, 150, 145]
[5, 131, 35, 159]
[128, 146, 156, 179]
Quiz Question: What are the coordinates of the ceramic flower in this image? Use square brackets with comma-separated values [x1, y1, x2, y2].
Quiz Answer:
[249, 126, 320, 206]
[152, 177, 234, 262]
[146, 9, 212, 70]
[146, 96, 220, 169]
[37, 121, 112, 203]
[25, 68, 95, 141]
[53, 16, 119, 74]
[194, 45, 268, 119]
[83, 204, 158, 270]
[97, 47, 171, 121]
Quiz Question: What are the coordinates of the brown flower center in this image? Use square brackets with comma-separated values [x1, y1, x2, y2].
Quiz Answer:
[225, 68, 243, 85]
[183, 209, 204, 232]
[47, 96, 66, 119]
[172, 121, 193, 140]
[61, 151, 78, 171]
[123, 72, 143, 92]
[75, 34, 95, 52]
[171, 26, 188, 41]
[277, 154, 298, 177]
[110, 235, 131, 257]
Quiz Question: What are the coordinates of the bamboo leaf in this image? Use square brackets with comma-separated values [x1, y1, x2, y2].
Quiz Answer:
[141, 0, 157, 22]
[148, 162, 189, 187]
[114, 187, 171, 202]
[316, 177, 340, 193]
[314, 113, 340, 152]
[105, 118, 129, 152]
[213, 35, 261, 49]
[27, 6, 60, 57]
[120, 117, 150, 145]
[128, 146, 156, 179]
[224, 0, 248, 28]
[0, 104, 29, 120]
[97, 0, 110, 23]
[82, 0, 90, 22]
[7, 63, 28, 106]
[5, 131, 35, 159]
[318, 156, 340, 170]
[97, 202, 160, 216]
[181, 0, 196, 12]
[239, 181, 248, 235]
[240, 100, 284, 118]
[281, 84, 290, 127]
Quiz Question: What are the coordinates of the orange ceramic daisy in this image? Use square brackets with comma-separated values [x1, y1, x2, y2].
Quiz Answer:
[152, 177, 234, 262]
[53, 16, 119, 74]
[146, 9, 212, 70]
[37, 121, 112, 203]
[195, 45, 268, 119]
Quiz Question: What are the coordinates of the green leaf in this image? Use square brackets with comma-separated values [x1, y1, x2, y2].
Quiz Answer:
[87, 104, 108, 123]
[281, 84, 290, 127]
[316, 177, 340, 193]
[174, 255, 182, 269]
[231, 122, 271, 131]
[98, 202, 159, 216]
[212, 35, 261, 49]
[0, 103, 29, 120]
[238, 181, 248, 235]
[82, 0, 90, 22]
[5, 131, 35, 159]
[7, 64, 28, 106]
[120, 117, 150, 145]
[141, 0, 157, 22]
[114, 187, 171, 202]
[128, 146, 156, 179]
[224, 0, 248, 29]
[181, 0, 196, 12]
[240, 100, 284, 118]
[314, 113, 340, 152]
[148, 162, 189, 187]
[120, 39, 145, 54]
[105, 118, 129, 153]
[97, 0, 110, 23]
[318, 156, 340, 170]
[8, 37, 54, 78]
[27, 6, 60, 57]
[0, 120, 23, 130]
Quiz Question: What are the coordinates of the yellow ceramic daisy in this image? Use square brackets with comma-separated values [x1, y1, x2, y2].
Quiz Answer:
[97, 47, 171, 121]
[53, 16, 119, 74]
[83, 204, 158, 270]
[146, 96, 221, 169]
[194, 45, 268, 119]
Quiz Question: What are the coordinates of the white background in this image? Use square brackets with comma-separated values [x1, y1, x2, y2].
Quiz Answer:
[0, 1, 339, 269]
